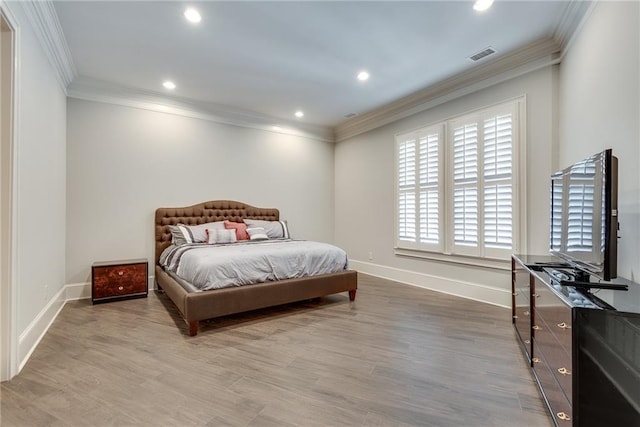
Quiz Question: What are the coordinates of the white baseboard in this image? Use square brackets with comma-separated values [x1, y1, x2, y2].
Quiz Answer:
[17, 275, 156, 374]
[18, 285, 66, 371]
[350, 259, 511, 308]
[65, 282, 91, 301]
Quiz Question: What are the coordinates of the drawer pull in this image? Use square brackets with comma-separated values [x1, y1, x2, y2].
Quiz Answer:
[524, 340, 530, 344]
[557, 322, 571, 329]
[558, 367, 571, 376]
[557, 412, 571, 421]
[513, 315, 518, 319]
[523, 311, 530, 316]
[118, 286, 124, 291]
[513, 292, 518, 296]
[118, 271, 124, 276]
[532, 357, 540, 363]
[532, 293, 540, 298]
[532, 325, 541, 330]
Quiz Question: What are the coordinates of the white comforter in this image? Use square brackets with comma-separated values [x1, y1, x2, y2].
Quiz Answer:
[160, 239, 349, 291]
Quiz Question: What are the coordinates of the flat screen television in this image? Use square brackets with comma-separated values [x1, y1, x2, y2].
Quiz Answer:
[549, 149, 618, 281]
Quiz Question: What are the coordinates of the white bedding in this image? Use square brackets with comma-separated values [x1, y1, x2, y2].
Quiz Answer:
[160, 239, 349, 291]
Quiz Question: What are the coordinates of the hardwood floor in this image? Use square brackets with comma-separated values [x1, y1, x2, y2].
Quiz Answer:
[1, 274, 552, 426]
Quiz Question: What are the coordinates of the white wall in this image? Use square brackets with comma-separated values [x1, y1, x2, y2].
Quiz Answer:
[558, 1, 640, 282]
[66, 99, 335, 285]
[6, 3, 67, 347]
[335, 66, 557, 306]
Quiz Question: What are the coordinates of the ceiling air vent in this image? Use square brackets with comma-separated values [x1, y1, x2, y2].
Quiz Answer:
[344, 113, 357, 119]
[469, 46, 496, 62]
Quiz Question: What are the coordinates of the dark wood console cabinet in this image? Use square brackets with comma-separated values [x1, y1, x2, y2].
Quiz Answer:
[512, 255, 640, 427]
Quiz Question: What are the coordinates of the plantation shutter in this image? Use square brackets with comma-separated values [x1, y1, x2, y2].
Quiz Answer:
[483, 114, 513, 250]
[419, 133, 440, 244]
[453, 124, 479, 249]
[398, 138, 416, 242]
[449, 102, 518, 258]
[396, 124, 443, 251]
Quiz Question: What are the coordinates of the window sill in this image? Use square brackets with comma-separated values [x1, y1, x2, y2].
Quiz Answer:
[394, 247, 511, 271]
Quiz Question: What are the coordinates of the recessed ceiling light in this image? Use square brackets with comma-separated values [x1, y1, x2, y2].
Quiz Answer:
[163, 81, 176, 90]
[272, 126, 282, 131]
[357, 71, 370, 81]
[295, 111, 304, 118]
[184, 8, 202, 23]
[473, 0, 494, 12]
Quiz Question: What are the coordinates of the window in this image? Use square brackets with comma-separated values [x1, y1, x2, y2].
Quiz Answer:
[395, 99, 522, 260]
[396, 124, 444, 252]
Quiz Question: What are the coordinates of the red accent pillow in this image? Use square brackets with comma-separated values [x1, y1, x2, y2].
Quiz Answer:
[224, 221, 249, 240]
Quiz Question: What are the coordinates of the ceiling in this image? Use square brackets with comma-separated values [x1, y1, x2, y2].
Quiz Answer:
[52, 1, 580, 135]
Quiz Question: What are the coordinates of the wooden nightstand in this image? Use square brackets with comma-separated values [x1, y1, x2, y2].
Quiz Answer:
[92, 259, 148, 304]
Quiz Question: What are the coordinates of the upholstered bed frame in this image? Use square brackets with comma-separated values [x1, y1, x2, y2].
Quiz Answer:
[155, 200, 357, 336]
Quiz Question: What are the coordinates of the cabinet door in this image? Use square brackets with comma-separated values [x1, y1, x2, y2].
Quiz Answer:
[513, 260, 532, 359]
[534, 307, 572, 403]
[532, 341, 573, 426]
[530, 274, 574, 426]
[533, 276, 573, 403]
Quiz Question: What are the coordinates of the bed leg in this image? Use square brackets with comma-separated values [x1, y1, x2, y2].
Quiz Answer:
[155, 278, 165, 293]
[348, 289, 357, 301]
[188, 321, 199, 336]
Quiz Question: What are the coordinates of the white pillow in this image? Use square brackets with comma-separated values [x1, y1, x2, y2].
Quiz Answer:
[170, 221, 225, 245]
[247, 227, 269, 241]
[187, 221, 225, 243]
[243, 219, 290, 239]
[206, 228, 237, 244]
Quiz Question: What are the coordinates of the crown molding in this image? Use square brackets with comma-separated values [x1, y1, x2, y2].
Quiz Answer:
[333, 1, 593, 143]
[333, 37, 561, 142]
[12, 0, 591, 144]
[16, 0, 76, 92]
[67, 77, 334, 143]
[553, 0, 596, 54]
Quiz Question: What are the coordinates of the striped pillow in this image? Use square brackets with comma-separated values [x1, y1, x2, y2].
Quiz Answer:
[169, 221, 225, 245]
[247, 227, 269, 241]
[206, 228, 237, 244]
[243, 219, 290, 239]
[168, 224, 195, 245]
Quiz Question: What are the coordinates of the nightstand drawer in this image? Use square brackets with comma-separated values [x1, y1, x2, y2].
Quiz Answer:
[92, 259, 148, 303]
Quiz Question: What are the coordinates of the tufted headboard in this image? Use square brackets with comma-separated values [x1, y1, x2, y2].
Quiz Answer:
[155, 200, 279, 264]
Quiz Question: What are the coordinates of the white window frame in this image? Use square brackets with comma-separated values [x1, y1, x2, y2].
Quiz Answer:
[395, 98, 525, 261]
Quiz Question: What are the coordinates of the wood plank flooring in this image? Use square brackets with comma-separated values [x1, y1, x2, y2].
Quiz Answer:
[1, 274, 552, 426]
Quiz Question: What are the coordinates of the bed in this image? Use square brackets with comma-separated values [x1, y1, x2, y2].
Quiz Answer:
[154, 200, 358, 336]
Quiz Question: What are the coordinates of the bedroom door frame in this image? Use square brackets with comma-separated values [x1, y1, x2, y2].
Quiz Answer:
[0, 3, 18, 382]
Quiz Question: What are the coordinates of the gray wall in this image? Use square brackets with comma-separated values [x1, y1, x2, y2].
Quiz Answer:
[334, 66, 557, 306]
[66, 99, 335, 285]
[10, 4, 67, 337]
[558, 0, 639, 282]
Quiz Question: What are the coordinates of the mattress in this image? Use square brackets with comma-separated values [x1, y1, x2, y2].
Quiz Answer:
[159, 239, 349, 291]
